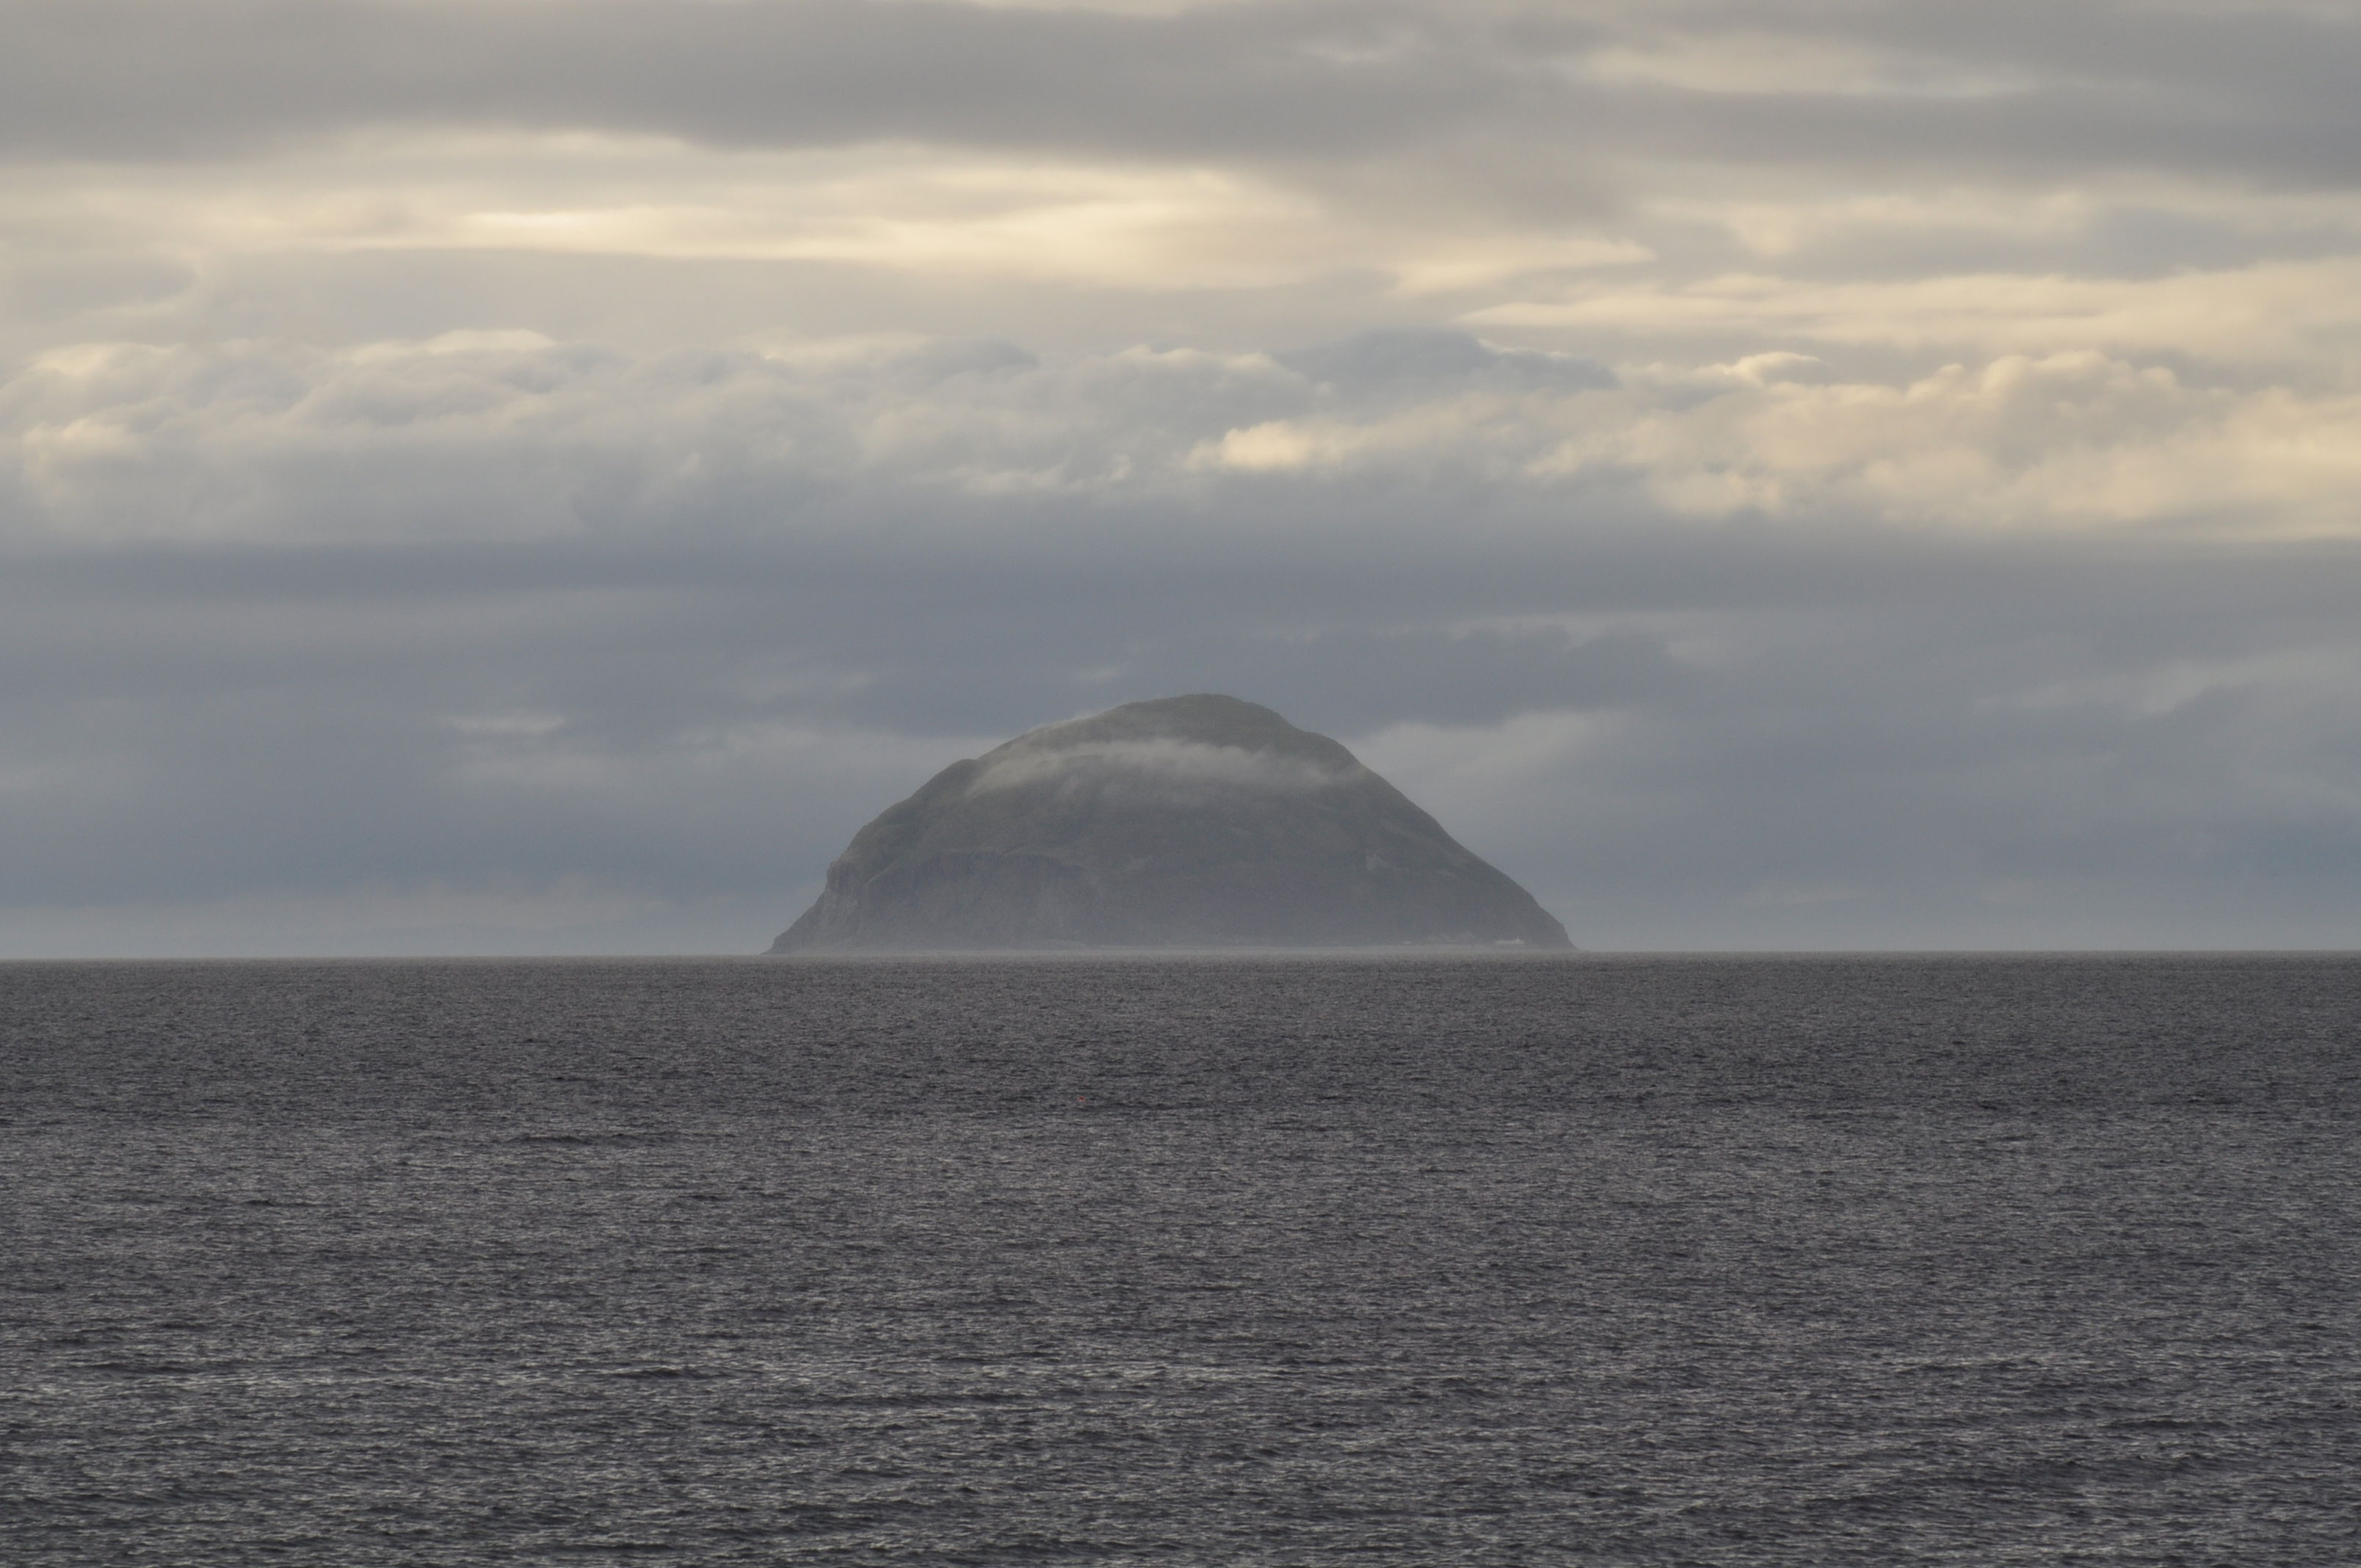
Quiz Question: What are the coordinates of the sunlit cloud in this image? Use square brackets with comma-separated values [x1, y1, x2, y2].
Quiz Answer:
[1570, 32, 2040, 99]
[9, 331, 2359, 557]
[1467, 258, 2361, 363]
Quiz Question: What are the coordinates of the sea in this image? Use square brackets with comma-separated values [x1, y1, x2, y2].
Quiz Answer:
[3, 954, 2357, 1566]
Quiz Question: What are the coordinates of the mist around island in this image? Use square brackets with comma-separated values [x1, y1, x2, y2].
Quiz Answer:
[4, 0, 2360, 956]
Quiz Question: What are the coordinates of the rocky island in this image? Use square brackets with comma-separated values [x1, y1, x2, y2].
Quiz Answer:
[770, 694, 1572, 951]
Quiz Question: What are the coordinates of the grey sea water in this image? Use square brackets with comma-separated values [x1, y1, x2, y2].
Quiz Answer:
[3, 954, 2357, 1566]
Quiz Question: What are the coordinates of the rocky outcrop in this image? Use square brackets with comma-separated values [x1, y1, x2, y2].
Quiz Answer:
[769, 694, 1573, 951]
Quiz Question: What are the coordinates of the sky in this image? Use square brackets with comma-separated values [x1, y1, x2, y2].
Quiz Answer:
[4, 0, 2360, 955]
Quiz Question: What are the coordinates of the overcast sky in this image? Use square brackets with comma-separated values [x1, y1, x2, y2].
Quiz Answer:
[4, 0, 2360, 954]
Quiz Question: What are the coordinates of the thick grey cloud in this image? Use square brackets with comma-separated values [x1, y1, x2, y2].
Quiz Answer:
[7, 506, 2357, 952]
[5, 0, 2359, 188]
[0, 0, 1535, 162]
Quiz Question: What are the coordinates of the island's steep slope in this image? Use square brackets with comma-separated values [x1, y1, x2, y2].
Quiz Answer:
[770, 694, 1573, 951]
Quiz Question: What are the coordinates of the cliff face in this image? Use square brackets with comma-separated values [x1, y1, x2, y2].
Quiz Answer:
[769, 694, 1573, 951]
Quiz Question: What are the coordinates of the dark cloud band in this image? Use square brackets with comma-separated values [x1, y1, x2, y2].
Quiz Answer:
[4, 0, 2357, 188]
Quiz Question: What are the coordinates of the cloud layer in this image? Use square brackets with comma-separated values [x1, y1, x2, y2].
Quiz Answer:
[10, 0, 2361, 185]
[10, 331, 2355, 545]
